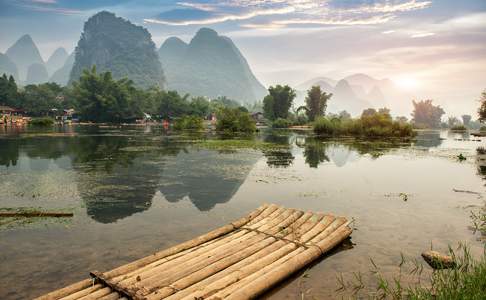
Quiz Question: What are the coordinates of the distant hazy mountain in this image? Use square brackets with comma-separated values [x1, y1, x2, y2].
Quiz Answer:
[329, 79, 371, 115]
[26, 63, 48, 84]
[297, 73, 412, 116]
[70, 11, 165, 89]
[0, 53, 19, 80]
[46, 47, 68, 75]
[296, 77, 336, 91]
[50, 52, 74, 85]
[5, 34, 44, 81]
[159, 28, 267, 104]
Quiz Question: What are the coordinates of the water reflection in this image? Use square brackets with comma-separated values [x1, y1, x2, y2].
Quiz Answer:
[0, 132, 260, 222]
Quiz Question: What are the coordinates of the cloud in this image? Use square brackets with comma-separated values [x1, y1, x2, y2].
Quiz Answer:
[30, 0, 57, 3]
[145, 6, 294, 26]
[146, 0, 432, 28]
[411, 32, 435, 38]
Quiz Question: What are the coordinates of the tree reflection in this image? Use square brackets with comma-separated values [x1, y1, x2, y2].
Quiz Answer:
[303, 139, 329, 168]
[262, 132, 294, 168]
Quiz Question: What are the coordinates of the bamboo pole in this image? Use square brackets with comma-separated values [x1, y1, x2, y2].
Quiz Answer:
[298, 215, 335, 242]
[206, 214, 335, 299]
[163, 212, 316, 300]
[100, 204, 269, 280]
[97, 292, 120, 300]
[142, 211, 308, 299]
[119, 207, 293, 287]
[119, 206, 291, 285]
[76, 287, 112, 300]
[0, 212, 73, 217]
[127, 209, 301, 296]
[224, 224, 352, 300]
[114, 205, 283, 285]
[178, 213, 318, 300]
[35, 279, 93, 300]
[58, 284, 103, 300]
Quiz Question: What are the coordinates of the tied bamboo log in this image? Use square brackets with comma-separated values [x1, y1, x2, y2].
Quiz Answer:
[37, 204, 353, 300]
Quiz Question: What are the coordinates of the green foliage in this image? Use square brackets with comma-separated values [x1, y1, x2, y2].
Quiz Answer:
[304, 85, 332, 121]
[29, 117, 54, 127]
[313, 108, 415, 138]
[272, 118, 291, 128]
[216, 107, 256, 134]
[20, 82, 64, 116]
[451, 125, 467, 131]
[173, 116, 204, 131]
[412, 100, 445, 128]
[479, 90, 486, 123]
[263, 85, 296, 120]
[189, 96, 210, 118]
[0, 74, 19, 107]
[72, 66, 138, 123]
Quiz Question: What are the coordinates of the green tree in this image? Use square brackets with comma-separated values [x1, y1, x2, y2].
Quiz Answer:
[479, 90, 486, 122]
[71, 66, 137, 123]
[411, 100, 445, 128]
[263, 85, 296, 120]
[190, 96, 210, 117]
[157, 90, 190, 120]
[447, 116, 460, 128]
[20, 82, 63, 116]
[0, 74, 19, 107]
[216, 107, 256, 133]
[304, 86, 332, 121]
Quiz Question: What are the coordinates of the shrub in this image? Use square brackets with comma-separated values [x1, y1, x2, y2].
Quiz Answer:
[173, 116, 204, 131]
[312, 110, 415, 138]
[480, 126, 486, 132]
[312, 117, 339, 135]
[451, 125, 467, 131]
[272, 118, 291, 128]
[216, 107, 256, 134]
[29, 117, 54, 127]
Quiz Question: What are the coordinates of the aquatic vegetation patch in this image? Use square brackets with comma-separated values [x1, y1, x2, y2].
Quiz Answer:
[195, 139, 288, 152]
[0, 207, 74, 230]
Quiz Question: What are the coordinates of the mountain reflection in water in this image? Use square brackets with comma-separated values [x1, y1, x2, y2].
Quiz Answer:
[0, 127, 452, 224]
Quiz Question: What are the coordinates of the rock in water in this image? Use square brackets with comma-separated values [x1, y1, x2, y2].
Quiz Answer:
[70, 11, 165, 89]
[422, 250, 456, 269]
[159, 28, 267, 105]
[26, 63, 49, 84]
[5, 34, 44, 81]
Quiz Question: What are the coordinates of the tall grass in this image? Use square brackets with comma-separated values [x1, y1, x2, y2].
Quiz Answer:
[313, 116, 415, 138]
[337, 244, 486, 299]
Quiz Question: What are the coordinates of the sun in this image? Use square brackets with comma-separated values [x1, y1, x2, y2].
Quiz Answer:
[393, 76, 420, 91]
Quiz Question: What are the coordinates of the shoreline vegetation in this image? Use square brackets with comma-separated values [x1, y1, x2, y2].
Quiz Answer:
[2, 71, 486, 138]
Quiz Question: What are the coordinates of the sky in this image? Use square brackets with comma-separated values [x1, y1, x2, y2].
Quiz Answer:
[1, 0, 486, 116]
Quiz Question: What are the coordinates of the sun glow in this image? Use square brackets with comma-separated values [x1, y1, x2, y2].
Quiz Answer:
[393, 76, 421, 90]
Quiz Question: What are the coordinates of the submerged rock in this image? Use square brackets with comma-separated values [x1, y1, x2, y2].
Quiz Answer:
[421, 250, 456, 269]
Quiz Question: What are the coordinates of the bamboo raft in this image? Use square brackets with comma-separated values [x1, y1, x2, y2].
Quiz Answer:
[37, 204, 353, 300]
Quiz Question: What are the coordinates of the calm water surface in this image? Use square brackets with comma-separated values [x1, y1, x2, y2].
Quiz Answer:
[0, 126, 485, 299]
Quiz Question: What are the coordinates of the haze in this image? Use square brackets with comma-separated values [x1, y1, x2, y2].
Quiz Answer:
[1, 0, 485, 115]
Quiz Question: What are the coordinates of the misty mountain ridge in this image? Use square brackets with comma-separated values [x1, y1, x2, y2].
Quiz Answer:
[70, 11, 165, 89]
[46, 47, 69, 76]
[5, 34, 44, 81]
[50, 52, 74, 86]
[297, 73, 411, 116]
[159, 27, 267, 104]
[0, 53, 19, 80]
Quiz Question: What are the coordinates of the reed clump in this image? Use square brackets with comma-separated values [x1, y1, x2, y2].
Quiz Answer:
[313, 111, 415, 138]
